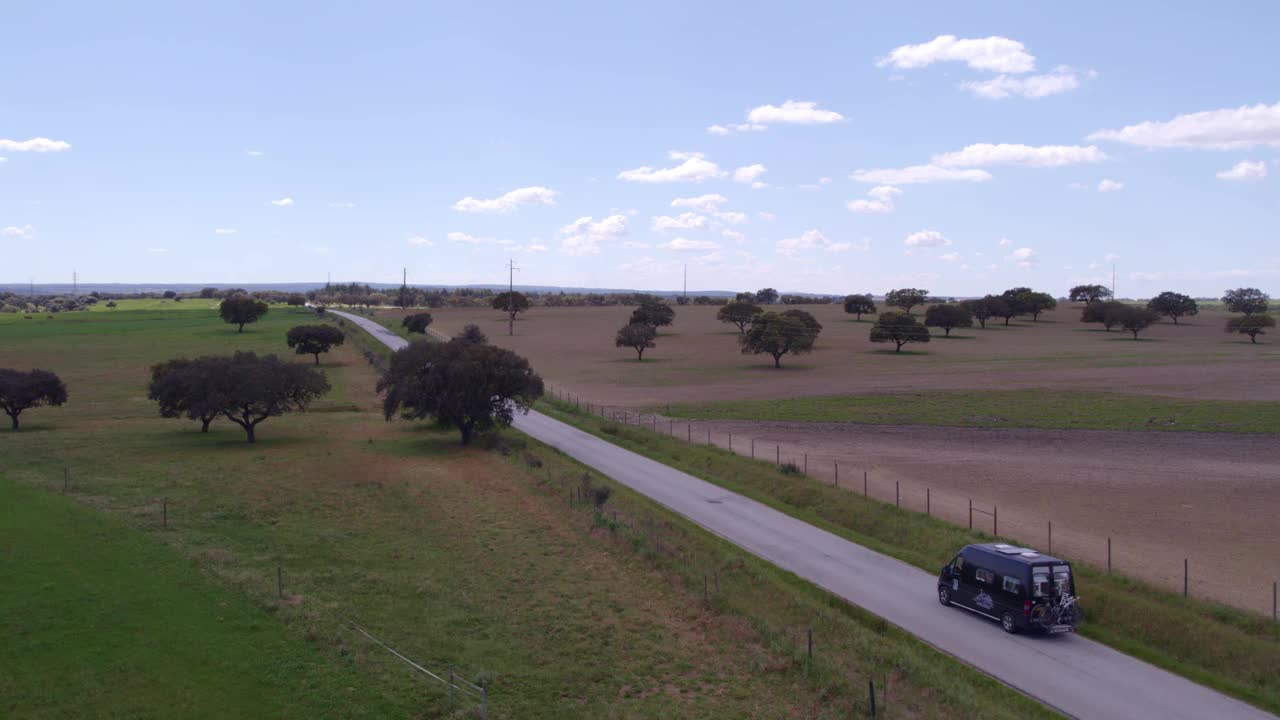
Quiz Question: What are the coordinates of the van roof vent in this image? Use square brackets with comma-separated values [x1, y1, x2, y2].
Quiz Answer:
[994, 544, 1035, 555]
[1020, 552, 1040, 558]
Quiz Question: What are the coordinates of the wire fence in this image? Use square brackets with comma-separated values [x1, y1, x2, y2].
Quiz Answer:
[543, 385, 1280, 620]
[347, 621, 489, 718]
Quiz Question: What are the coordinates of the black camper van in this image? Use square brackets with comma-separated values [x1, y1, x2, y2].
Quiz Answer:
[937, 543, 1081, 634]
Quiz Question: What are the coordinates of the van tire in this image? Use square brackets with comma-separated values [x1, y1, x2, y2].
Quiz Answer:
[1001, 611, 1018, 634]
[938, 586, 951, 606]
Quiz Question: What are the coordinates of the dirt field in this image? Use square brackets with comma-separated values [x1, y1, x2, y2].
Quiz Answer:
[384, 302, 1280, 613]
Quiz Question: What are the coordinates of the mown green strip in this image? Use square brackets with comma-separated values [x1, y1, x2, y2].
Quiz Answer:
[661, 389, 1280, 434]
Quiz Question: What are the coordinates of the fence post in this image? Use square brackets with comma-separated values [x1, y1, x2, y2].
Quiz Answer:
[926, 488, 930, 517]
[1273, 581, 1277, 622]
[776, 445, 780, 466]
[707, 428, 711, 445]
[804, 453, 807, 475]
[729, 433, 732, 452]
[807, 627, 813, 659]
[895, 481, 899, 508]
[751, 439, 755, 458]
[864, 471, 868, 497]
[968, 499, 973, 529]
[1184, 558, 1188, 598]
[64, 467, 69, 492]
[163, 498, 168, 529]
[869, 678, 877, 718]
[1107, 537, 1112, 574]
[687, 424, 691, 442]
[277, 566, 283, 599]
[994, 506, 998, 536]
[449, 665, 456, 704]
[704, 575, 709, 603]
[1048, 521, 1052, 554]
[834, 461, 839, 487]
[481, 685, 488, 720]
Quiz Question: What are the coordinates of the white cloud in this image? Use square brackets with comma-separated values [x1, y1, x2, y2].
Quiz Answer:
[147, 247, 168, 253]
[651, 212, 708, 232]
[447, 231, 506, 245]
[0, 157, 7, 164]
[623, 240, 652, 249]
[558, 214, 628, 255]
[452, 186, 557, 214]
[1097, 179, 1124, 192]
[707, 124, 732, 136]
[2, 224, 34, 240]
[1216, 160, 1268, 181]
[1006, 247, 1037, 267]
[819, 177, 832, 184]
[618, 151, 724, 183]
[998, 238, 1012, 247]
[757, 211, 776, 221]
[848, 185, 903, 214]
[715, 210, 747, 224]
[904, 230, 951, 248]
[270, 197, 294, 207]
[878, 35, 1036, 74]
[939, 252, 961, 262]
[214, 228, 237, 235]
[750, 181, 768, 189]
[670, 193, 727, 212]
[722, 229, 746, 244]
[746, 100, 844, 125]
[962, 66, 1080, 99]
[852, 165, 992, 184]
[407, 235, 434, 246]
[245, 149, 263, 157]
[734, 164, 767, 183]
[514, 242, 548, 253]
[0, 137, 72, 153]
[776, 229, 850, 256]
[328, 201, 356, 209]
[932, 143, 1107, 168]
[1088, 101, 1280, 150]
[660, 237, 721, 252]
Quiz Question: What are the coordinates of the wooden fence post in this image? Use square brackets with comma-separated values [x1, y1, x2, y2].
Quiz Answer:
[895, 481, 899, 508]
[834, 461, 839, 487]
[926, 488, 930, 517]
[968, 499, 973, 529]
[1107, 537, 1112, 574]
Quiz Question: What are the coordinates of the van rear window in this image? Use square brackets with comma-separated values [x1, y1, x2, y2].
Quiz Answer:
[1032, 567, 1051, 597]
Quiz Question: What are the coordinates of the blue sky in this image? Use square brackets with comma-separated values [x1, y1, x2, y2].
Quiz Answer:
[2, 1, 1277, 296]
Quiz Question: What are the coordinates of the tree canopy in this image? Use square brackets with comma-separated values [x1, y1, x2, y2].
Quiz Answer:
[491, 291, 530, 316]
[1106, 306, 1160, 340]
[1069, 284, 1113, 303]
[457, 324, 488, 345]
[842, 294, 876, 320]
[960, 296, 1006, 328]
[1001, 287, 1057, 321]
[870, 311, 931, 352]
[219, 296, 269, 332]
[780, 308, 822, 335]
[738, 311, 820, 368]
[924, 304, 974, 337]
[630, 298, 675, 328]
[1226, 314, 1275, 344]
[1222, 287, 1269, 316]
[615, 322, 657, 360]
[286, 324, 346, 364]
[717, 301, 762, 333]
[147, 358, 222, 432]
[1146, 292, 1199, 325]
[378, 339, 544, 445]
[402, 312, 435, 334]
[0, 368, 68, 430]
[884, 288, 929, 314]
[754, 288, 779, 305]
[1081, 300, 1129, 330]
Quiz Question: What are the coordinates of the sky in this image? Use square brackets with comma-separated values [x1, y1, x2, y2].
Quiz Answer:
[2, 1, 1278, 297]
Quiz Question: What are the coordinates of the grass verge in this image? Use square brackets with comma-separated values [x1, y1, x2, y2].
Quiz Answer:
[660, 389, 1280, 434]
[540, 398, 1280, 715]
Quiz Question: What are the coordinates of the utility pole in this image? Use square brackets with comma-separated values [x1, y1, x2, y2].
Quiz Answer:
[683, 264, 687, 302]
[326, 272, 331, 291]
[73, 270, 78, 295]
[1111, 263, 1116, 298]
[507, 258, 520, 336]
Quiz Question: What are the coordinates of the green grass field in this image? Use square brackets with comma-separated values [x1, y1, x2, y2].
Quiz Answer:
[0, 305, 1060, 718]
[539, 398, 1280, 716]
[661, 389, 1280, 433]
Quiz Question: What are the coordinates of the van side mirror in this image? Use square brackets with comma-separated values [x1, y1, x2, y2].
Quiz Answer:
[940, 565, 951, 577]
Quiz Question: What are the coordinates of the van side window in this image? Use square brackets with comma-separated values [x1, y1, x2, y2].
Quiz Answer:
[974, 568, 995, 585]
[1002, 576, 1023, 594]
[952, 555, 966, 572]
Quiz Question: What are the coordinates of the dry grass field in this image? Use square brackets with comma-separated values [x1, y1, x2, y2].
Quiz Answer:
[383, 302, 1280, 613]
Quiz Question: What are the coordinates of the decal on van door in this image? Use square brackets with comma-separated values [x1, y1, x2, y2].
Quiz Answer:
[952, 578, 959, 591]
[974, 591, 994, 610]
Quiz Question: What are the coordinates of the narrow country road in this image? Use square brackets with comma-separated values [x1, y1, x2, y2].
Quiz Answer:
[332, 309, 1273, 720]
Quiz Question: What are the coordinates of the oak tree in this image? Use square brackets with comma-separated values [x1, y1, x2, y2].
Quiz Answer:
[885, 288, 929, 314]
[631, 298, 675, 328]
[214, 352, 330, 443]
[0, 368, 68, 430]
[738, 311, 819, 368]
[402, 312, 435, 334]
[870, 311, 931, 352]
[378, 339, 544, 445]
[717, 301, 762, 333]
[1222, 288, 1269, 316]
[754, 287, 779, 305]
[924, 304, 974, 337]
[1106, 305, 1160, 340]
[1069, 284, 1113, 303]
[286, 324, 346, 365]
[843, 294, 876, 320]
[147, 358, 221, 432]
[1146, 292, 1199, 325]
[219, 296, 269, 332]
[615, 322, 657, 360]
[1226, 315, 1275, 344]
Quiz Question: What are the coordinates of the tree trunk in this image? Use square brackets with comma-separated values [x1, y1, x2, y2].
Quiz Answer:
[978, 318, 986, 328]
[7, 412, 17, 430]
[245, 423, 256, 443]
[459, 421, 474, 445]
[1131, 330, 1139, 340]
[200, 416, 212, 433]
[773, 353, 782, 368]
[1004, 317, 1011, 326]
[636, 347, 644, 360]
[944, 327, 952, 337]
[238, 322, 245, 333]
[1250, 334, 1258, 344]
[1172, 316, 1179, 325]
[895, 340, 904, 352]
[313, 353, 321, 365]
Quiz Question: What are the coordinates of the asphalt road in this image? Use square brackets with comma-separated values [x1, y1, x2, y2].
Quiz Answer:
[332, 309, 1273, 720]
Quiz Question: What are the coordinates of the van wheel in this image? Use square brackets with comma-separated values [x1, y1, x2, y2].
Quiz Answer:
[938, 586, 951, 606]
[1001, 611, 1018, 634]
